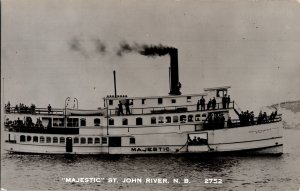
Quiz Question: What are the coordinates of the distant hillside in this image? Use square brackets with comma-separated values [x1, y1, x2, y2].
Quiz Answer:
[279, 100, 300, 113]
[270, 100, 300, 129]
[270, 100, 300, 113]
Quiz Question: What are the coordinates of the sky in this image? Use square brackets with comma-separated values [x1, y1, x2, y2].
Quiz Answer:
[2, 0, 300, 111]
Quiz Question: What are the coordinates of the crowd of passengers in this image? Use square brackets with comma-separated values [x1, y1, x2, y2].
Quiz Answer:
[197, 94, 231, 111]
[238, 110, 278, 126]
[188, 136, 208, 145]
[204, 113, 226, 129]
[4, 101, 53, 114]
[4, 117, 49, 132]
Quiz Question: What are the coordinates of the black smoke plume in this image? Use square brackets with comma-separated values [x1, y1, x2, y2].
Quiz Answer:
[69, 37, 88, 58]
[116, 41, 176, 57]
[95, 39, 107, 55]
[69, 37, 107, 58]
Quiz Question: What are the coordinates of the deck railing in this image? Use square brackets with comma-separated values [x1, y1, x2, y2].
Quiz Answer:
[4, 107, 64, 115]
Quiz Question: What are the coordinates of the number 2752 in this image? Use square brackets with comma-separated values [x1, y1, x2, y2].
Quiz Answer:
[204, 178, 222, 184]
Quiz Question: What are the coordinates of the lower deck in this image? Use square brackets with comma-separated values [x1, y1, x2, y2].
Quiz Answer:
[3, 121, 283, 155]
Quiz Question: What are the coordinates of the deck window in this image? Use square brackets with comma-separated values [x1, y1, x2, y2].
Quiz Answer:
[67, 118, 79, 127]
[80, 118, 86, 126]
[74, 137, 79, 144]
[95, 137, 100, 144]
[136, 117, 143, 125]
[188, 115, 194, 122]
[46, 137, 51, 143]
[158, 116, 164, 123]
[33, 136, 38, 142]
[173, 116, 178, 123]
[40, 136, 45, 143]
[102, 137, 107, 144]
[81, 137, 86, 144]
[202, 114, 207, 117]
[53, 118, 64, 127]
[142, 99, 146, 105]
[171, 99, 176, 103]
[166, 116, 171, 123]
[94, 118, 100, 126]
[53, 137, 58, 143]
[27, 136, 32, 142]
[122, 118, 128, 125]
[158, 98, 163, 104]
[20, 135, 25, 142]
[109, 100, 113, 105]
[195, 114, 201, 121]
[60, 137, 65, 143]
[130, 137, 135, 144]
[109, 119, 114, 125]
[151, 117, 156, 124]
[180, 115, 186, 123]
[88, 137, 93, 144]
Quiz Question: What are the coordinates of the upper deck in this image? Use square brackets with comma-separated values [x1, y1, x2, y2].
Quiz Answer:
[103, 86, 232, 116]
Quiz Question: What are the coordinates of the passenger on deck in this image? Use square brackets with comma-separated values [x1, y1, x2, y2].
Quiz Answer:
[263, 112, 267, 123]
[48, 104, 52, 114]
[200, 96, 205, 111]
[212, 97, 216, 110]
[227, 95, 231, 108]
[197, 100, 200, 111]
[125, 99, 131, 115]
[257, 111, 263, 124]
[30, 104, 36, 114]
[207, 99, 212, 110]
[118, 101, 124, 116]
[193, 136, 197, 145]
[15, 105, 19, 113]
[220, 114, 225, 128]
[222, 95, 227, 109]
[6, 101, 11, 113]
[227, 117, 232, 128]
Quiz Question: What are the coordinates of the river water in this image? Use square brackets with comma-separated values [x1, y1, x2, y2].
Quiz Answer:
[1, 129, 300, 191]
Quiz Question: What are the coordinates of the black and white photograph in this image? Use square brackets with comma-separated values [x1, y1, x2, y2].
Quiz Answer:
[1, 0, 300, 190]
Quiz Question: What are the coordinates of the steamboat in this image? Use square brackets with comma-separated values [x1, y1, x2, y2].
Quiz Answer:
[2, 48, 283, 155]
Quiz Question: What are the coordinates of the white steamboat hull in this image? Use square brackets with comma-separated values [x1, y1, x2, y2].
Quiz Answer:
[3, 122, 283, 155]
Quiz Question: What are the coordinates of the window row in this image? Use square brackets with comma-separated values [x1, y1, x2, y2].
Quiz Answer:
[52, 118, 101, 127]
[19, 135, 107, 144]
[108, 113, 207, 126]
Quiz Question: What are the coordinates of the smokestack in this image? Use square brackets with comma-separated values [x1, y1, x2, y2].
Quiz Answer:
[169, 48, 181, 95]
[115, 42, 182, 95]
